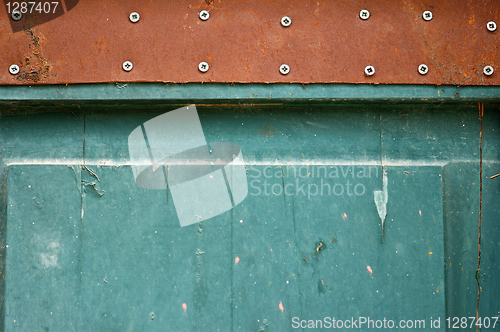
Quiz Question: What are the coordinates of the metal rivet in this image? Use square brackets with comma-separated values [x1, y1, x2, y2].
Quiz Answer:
[483, 65, 494, 76]
[281, 16, 291, 27]
[359, 9, 370, 20]
[418, 64, 428, 75]
[11, 9, 22, 21]
[199, 10, 210, 21]
[280, 64, 290, 75]
[122, 61, 133, 72]
[364, 65, 375, 76]
[198, 62, 209, 72]
[129, 12, 140, 23]
[487, 21, 497, 32]
[9, 64, 20, 75]
[423, 10, 433, 21]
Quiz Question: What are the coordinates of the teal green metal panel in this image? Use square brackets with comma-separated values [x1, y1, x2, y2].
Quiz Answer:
[0, 92, 499, 331]
[0, 84, 500, 104]
[5, 166, 81, 331]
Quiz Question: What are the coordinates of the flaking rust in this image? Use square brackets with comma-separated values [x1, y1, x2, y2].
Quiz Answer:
[17, 28, 51, 83]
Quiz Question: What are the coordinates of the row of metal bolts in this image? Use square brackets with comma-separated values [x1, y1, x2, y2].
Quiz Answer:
[7, 61, 495, 77]
[7, 9, 497, 77]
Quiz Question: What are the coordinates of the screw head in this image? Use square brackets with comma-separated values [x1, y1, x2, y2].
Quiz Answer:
[281, 16, 292, 27]
[364, 65, 375, 76]
[122, 61, 133, 72]
[280, 64, 290, 75]
[487, 21, 497, 32]
[483, 65, 494, 76]
[418, 64, 429, 75]
[129, 12, 140, 23]
[423, 10, 433, 21]
[9, 64, 20, 75]
[359, 9, 370, 20]
[11, 9, 22, 21]
[198, 62, 209, 72]
[199, 10, 210, 21]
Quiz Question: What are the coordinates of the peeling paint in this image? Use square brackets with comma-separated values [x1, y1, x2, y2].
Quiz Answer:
[374, 171, 388, 243]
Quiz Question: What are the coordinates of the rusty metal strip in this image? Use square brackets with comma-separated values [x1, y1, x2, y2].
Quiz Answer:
[0, 0, 498, 85]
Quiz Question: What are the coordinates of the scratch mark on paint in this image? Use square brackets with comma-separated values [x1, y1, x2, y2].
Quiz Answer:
[374, 170, 388, 243]
[83, 166, 100, 182]
[279, 301, 284, 312]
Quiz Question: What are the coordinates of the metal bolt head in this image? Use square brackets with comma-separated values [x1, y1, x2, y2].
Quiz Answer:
[198, 62, 209, 72]
[9, 64, 20, 75]
[364, 65, 375, 76]
[199, 10, 210, 21]
[11, 9, 22, 21]
[483, 65, 494, 76]
[122, 61, 133, 72]
[423, 10, 433, 21]
[359, 9, 370, 20]
[129, 12, 140, 23]
[281, 16, 291, 27]
[487, 21, 497, 32]
[418, 64, 429, 75]
[280, 64, 290, 75]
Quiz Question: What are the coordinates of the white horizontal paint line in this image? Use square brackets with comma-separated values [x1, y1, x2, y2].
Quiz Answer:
[4, 158, 493, 167]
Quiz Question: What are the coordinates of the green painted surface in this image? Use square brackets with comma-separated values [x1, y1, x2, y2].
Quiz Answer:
[0, 83, 499, 104]
[0, 95, 499, 331]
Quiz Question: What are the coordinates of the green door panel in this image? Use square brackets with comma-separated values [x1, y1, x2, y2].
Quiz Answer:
[0, 99, 498, 331]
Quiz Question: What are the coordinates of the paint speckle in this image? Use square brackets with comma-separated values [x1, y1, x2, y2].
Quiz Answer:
[367, 265, 373, 274]
[279, 301, 284, 312]
[235, 256, 240, 264]
[419, 210, 422, 216]
[429, 252, 433, 255]
[182, 303, 187, 312]
[342, 213, 347, 220]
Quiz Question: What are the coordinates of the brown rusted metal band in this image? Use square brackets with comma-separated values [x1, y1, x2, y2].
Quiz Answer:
[0, 0, 498, 85]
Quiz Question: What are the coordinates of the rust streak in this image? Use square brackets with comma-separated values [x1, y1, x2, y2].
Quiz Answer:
[475, 102, 483, 332]
[17, 28, 51, 83]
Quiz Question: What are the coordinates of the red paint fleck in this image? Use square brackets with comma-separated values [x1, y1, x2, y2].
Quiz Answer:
[279, 301, 284, 312]
[342, 213, 347, 220]
[367, 265, 373, 274]
[182, 303, 187, 312]
[235, 256, 240, 264]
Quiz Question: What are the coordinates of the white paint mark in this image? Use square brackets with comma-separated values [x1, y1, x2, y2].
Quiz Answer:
[374, 171, 388, 242]
[34, 235, 61, 269]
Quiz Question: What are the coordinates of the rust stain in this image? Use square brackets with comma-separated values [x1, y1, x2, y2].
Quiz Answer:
[17, 28, 51, 83]
[259, 122, 276, 137]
